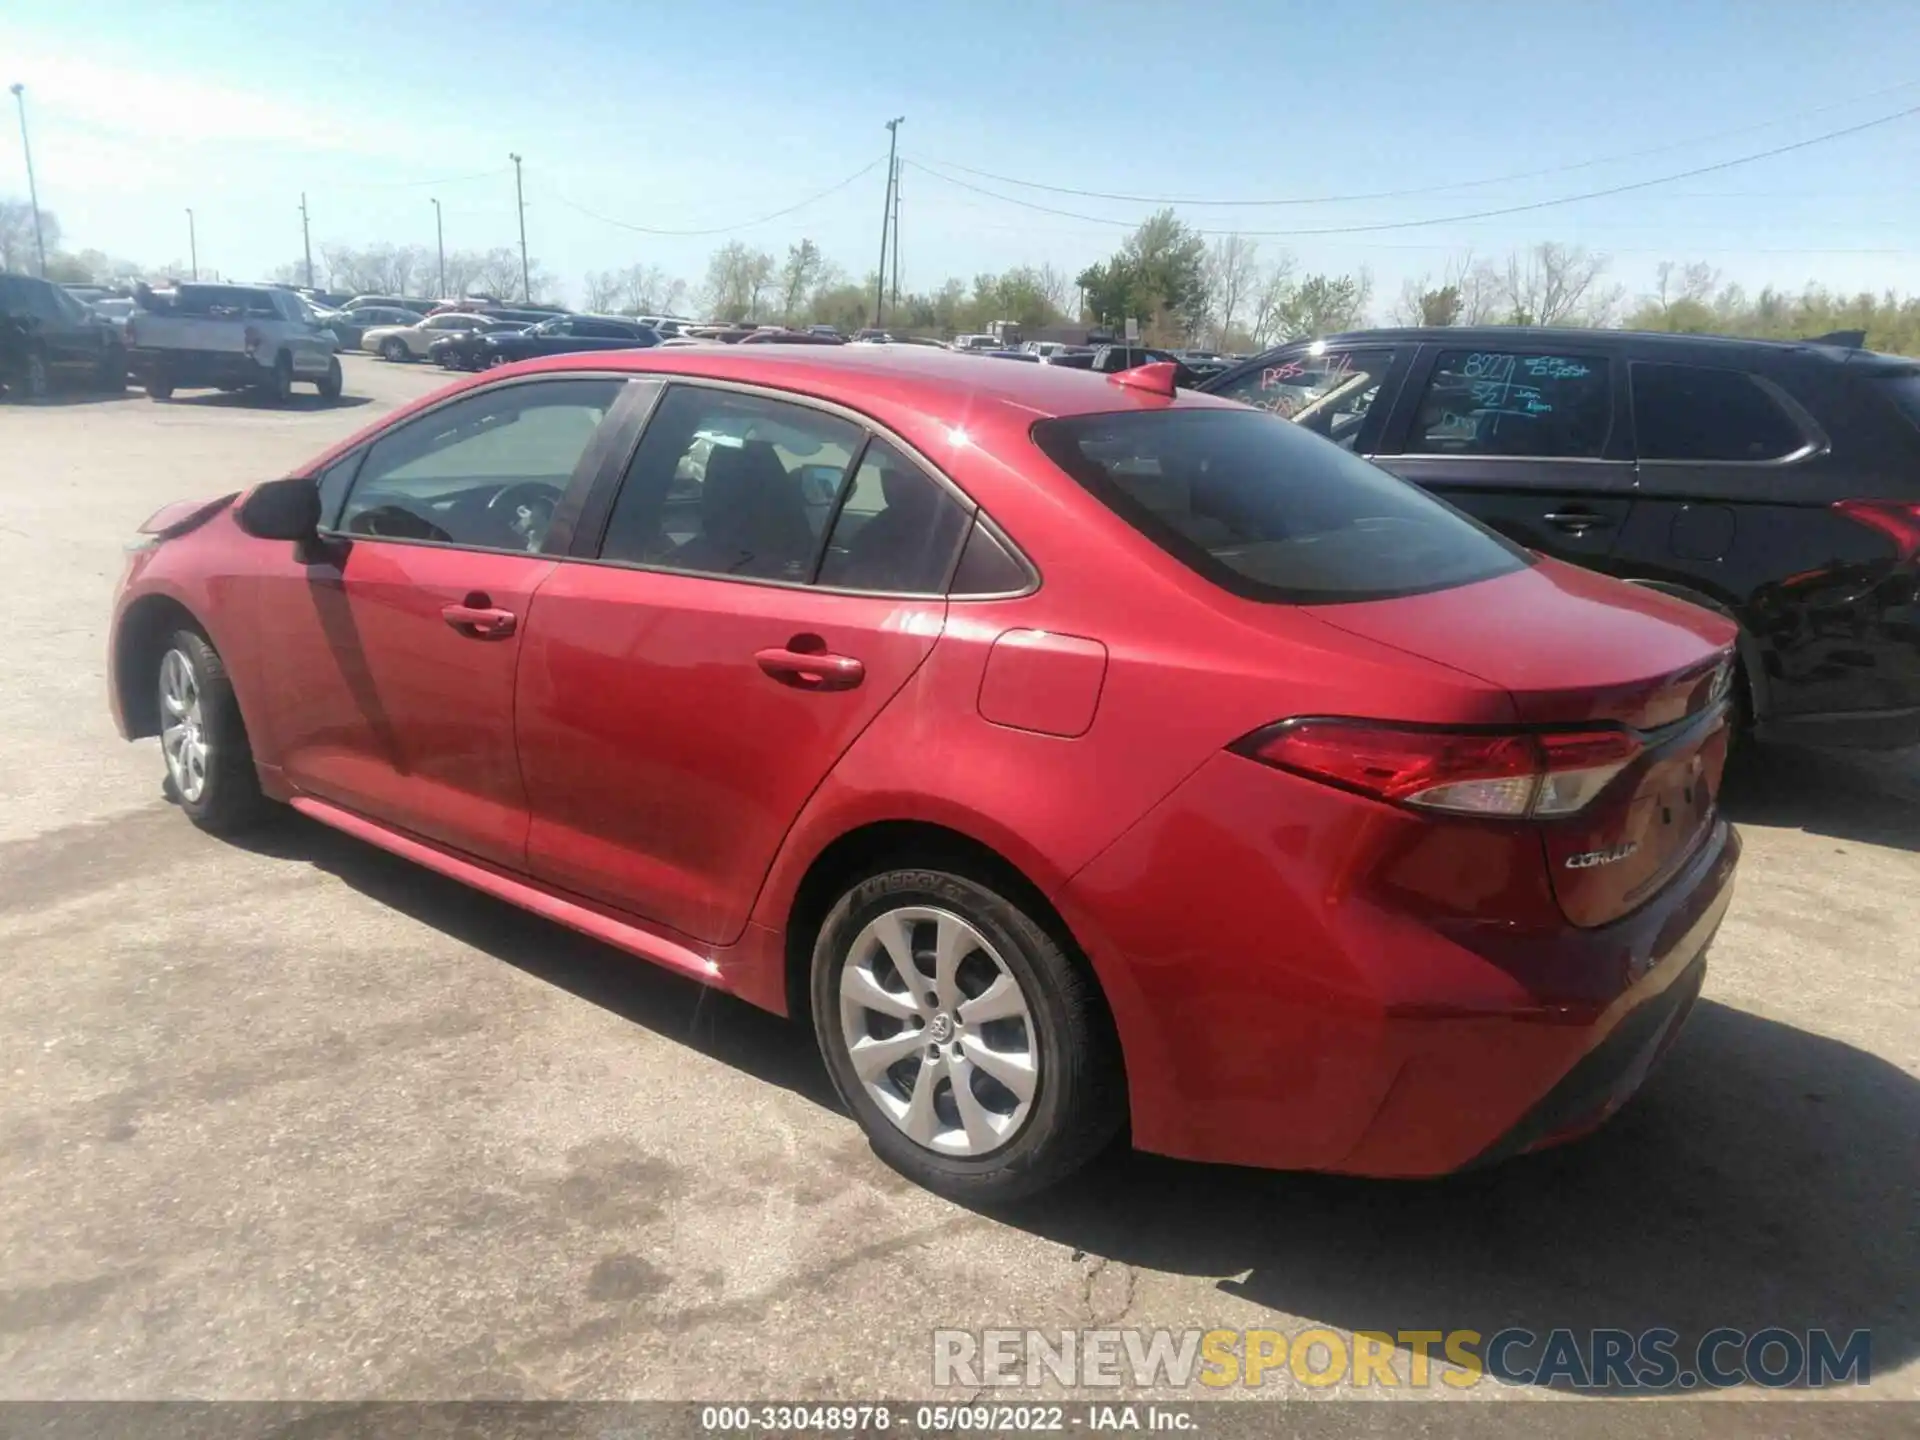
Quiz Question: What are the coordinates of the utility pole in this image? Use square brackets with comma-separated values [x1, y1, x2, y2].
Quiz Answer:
[299, 193, 314, 289]
[509, 153, 530, 302]
[185, 208, 198, 281]
[890, 154, 901, 311]
[873, 116, 902, 328]
[431, 197, 445, 299]
[9, 84, 47, 278]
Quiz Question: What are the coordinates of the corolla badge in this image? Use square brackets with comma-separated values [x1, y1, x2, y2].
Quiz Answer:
[1565, 842, 1639, 870]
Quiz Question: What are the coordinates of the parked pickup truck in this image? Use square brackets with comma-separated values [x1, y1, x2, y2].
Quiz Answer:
[127, 283, 342, 403]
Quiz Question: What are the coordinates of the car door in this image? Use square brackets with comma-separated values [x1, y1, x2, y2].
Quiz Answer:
[515, 381, 971, 944]
[273, 291, 332, 375]
[1374, 344, 1634, 567]
[253, 374, 633, 869]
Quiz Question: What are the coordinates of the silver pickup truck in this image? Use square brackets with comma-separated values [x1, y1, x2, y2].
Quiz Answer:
[126, 283, 343, 404]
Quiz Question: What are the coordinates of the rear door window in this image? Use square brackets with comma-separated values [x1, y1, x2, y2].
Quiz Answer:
[816, 439, 970, 593]
[1631, 362, 1804, 462]
[1407, 350, 1612, 458]
[1032, 407, 1529, 604]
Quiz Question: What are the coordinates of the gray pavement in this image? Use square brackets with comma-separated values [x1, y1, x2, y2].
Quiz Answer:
[1, 355, 1915, 1404]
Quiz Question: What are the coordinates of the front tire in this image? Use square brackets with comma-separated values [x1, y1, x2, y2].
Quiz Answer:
[21, 345, 49, 400]
[811, 866, 1125, 1202]
[157, 628, 269, 835]
[316, 355, 343, 398]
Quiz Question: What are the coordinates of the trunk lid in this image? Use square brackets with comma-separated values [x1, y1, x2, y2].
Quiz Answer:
[1308, 560, 1737, 927]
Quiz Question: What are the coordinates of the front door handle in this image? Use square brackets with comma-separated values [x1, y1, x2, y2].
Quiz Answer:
[756, 644, 864, 691]
[1543, 510, 1613, 534]
[442, 601, 517, 639]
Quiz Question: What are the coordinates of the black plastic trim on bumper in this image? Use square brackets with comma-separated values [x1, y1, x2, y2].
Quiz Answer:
[1468, 948, 1708, 1169]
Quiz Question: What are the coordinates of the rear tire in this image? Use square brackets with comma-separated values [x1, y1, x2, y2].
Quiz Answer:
[156, 627, 270, 836]
[380, 337, 409, 362]
[259, 351, 294, 405]
[810, 866, 1125, 1203]
[316, 355, 343, 399]
[21, 346, 49, 400]
[145, 363, 174, 401]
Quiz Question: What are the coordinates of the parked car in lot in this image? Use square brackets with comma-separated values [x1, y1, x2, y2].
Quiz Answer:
[109, 345, 1739, 1200]
[341, 294, 439, 316]
[737, 327, 846, 345]
[1, 270, 128, 399]
[325, 306, 424, 351]
[428, 320, 535, 371]
[127, 282, 341, 403]
[1202, 327, 1920, 750]
[364, 312, 504, 363]
[470, 314, 659, 364]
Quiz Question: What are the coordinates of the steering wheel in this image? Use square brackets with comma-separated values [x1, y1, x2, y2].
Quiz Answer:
[487, 481, 561, 551]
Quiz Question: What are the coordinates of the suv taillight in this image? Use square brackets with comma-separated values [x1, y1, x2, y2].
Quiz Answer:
[1236, 719, 1645, 819]
[1834, 499, 1920, 563]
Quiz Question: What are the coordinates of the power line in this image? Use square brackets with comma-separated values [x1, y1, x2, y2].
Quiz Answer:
[905, 103, 1920, 238]
[909, 77, 1920, 208]
[549, 156, 886, 237]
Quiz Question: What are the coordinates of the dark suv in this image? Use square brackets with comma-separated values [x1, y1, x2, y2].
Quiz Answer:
[1200, 327, 1920, 749]
[0, 271, 127, 399]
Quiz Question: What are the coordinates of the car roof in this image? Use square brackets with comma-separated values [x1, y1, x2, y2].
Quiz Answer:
[468, 341, 1230, 428]
[1307, 324, 1887, 367]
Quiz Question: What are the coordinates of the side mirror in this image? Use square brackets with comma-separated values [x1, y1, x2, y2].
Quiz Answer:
[236, 475, 320, 541]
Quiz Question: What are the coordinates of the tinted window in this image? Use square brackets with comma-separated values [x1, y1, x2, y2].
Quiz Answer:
[315, 450, 365, 529]
[599, 385, 861, 582]
[22, 281, 63, 320]
[1631, 362, 1804, 462]
[1033, 408, 1529, 604]
[1408, 350, 1612, 458]
[950, 518, 1032, 596]
[338, 378, 622, 551]
[816, 439, 969, 593]
[1213, 348, 1395, 452]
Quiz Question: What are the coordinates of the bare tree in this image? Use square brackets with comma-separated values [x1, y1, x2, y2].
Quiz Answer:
[1203, 235, 1261, 348]
[1247, 255, 1299, 347]
[1497, 242, 1619, 327]
[472, 247, 529, 300]
[702, 243, 776, 322]
[0, 198, 59, 273]
[441, 250, 488, 300]
[1035, 261, 1071, 315]
[582, 270, 623, 312]
[779, 239, 824, 323]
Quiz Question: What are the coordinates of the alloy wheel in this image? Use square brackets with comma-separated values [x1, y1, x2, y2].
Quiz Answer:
[837, 906, 1039, 1156]
[158, 648, 209, 803]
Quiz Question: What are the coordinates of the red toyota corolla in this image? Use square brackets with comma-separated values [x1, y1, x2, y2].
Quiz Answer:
[108, 347, 1740, 1200]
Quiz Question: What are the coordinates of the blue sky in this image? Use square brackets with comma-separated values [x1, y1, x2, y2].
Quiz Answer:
[4, 0, 1919, 309]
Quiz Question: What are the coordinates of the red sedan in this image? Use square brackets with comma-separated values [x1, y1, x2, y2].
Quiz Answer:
[109, 347, 1740, 1200]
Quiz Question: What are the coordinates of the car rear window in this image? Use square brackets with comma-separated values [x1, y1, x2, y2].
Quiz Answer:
[1031, 407, 1530, 604]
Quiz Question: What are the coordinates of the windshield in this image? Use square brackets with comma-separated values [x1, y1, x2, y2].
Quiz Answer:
[1032, 407, 1530, 604]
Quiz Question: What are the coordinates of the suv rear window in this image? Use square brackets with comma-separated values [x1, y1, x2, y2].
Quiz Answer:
[1031, 407, 1530, 604]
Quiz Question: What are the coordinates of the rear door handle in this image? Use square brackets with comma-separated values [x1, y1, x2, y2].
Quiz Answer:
[1543, 510, 1613, 534]
[756, 644, 864, 691]
[442, 601, 517, 639]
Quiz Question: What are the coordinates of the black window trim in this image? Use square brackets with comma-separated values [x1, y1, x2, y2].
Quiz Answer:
[561, 374, 1040, 602]
[308, 370, 646, 560]
[1385, 342, 1625, 463]
[1627, 360, 1829, 469]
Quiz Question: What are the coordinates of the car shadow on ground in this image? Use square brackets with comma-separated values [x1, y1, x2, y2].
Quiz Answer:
[230, 798, 1915, 1396]
[2, 386, 143, 407]
[154, 391, 376, 412]
[1721, 741, 1920, 852]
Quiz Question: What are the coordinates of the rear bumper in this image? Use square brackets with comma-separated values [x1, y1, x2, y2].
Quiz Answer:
[1756, 704, 1920, 751]
[129, 348, 265, 387]
[1062, 751, 1741, 1177]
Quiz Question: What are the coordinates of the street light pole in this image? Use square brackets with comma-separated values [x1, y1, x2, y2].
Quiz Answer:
[300, 193, 314, 289]
[431, 197, 445, 299]
[9, 83, 47, 278]
[873, 116, 902, 328]
[185, 208, 197, 281]
[509, 153, 530, 302]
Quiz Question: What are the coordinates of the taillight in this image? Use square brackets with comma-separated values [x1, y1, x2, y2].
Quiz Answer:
[1834, 499, 1920, 563]
[1237, 719, 1643, 819]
